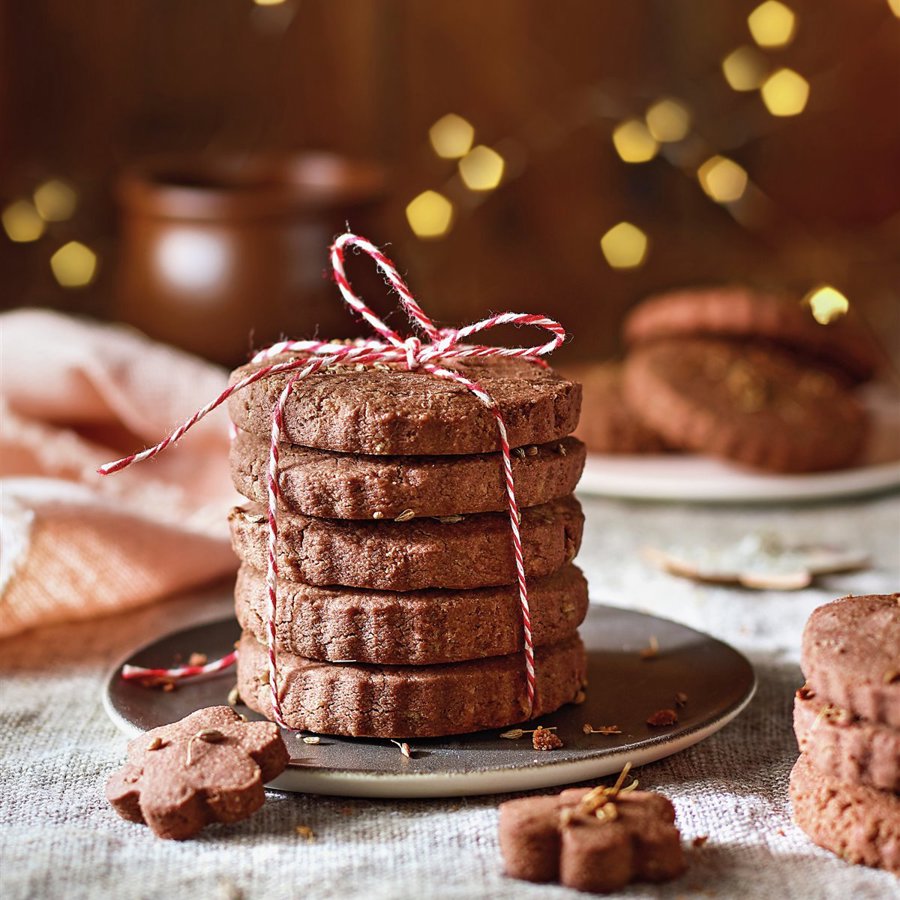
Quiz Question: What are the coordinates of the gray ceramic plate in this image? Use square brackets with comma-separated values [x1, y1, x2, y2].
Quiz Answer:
[104, 604, 755, 798]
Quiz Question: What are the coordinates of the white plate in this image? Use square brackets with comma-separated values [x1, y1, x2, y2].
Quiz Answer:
[578, 454, 900, 504]
[578, 382, 900, 503]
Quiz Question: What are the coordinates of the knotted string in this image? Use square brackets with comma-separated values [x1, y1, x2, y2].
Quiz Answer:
[102, 233, 566, 727]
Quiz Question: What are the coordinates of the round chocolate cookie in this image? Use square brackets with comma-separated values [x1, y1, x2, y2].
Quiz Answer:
[230, 429, 586, 519]
[794, 688, 900, 792]
[235, 563, 589, 665]
[623, 286, 880, 383]
[229, 495, 584, 591]
[622, 339, 868, 473]
[790, 753, 900, 874]
[560, 362, 668, 455]
[237, 632, 587, 738]
[801, 593, 900, 727]
[228, 355, 581, 456]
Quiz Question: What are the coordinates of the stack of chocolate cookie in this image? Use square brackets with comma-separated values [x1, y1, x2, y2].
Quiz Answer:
[567, 286, 881, 472]
[225, 356, 589, 738]
[790, 593, 900, 875]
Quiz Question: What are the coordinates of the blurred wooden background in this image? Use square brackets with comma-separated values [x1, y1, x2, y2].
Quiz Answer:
[2, 0, 899, 363]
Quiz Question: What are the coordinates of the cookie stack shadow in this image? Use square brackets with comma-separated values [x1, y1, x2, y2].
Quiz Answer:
[224, 355, 589, 738]
[789, 593, 900, 875]
[566, 286, 882, 472]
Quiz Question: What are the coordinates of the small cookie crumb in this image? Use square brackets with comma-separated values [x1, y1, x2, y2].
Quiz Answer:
[583, 724, 622, 736]
[140, 675, 177, 692]
[532, 726, 563, 751]
[647, 709, 679, 727]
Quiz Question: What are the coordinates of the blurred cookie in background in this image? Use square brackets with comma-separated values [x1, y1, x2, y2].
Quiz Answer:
[622, 339, 869, 473]
[623, 286, 883, 386]
[560, 362, 669, 455]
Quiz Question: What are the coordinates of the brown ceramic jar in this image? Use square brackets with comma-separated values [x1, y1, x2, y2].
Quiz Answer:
[116, 153, 385, 365]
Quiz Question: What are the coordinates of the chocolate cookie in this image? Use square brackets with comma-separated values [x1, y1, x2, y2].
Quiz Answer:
[229, 495, 584, 591]
[623, 286, 880, 383]
[230, 429, 586, 519]
[801, 593, 900, 727]
[790, 752, 900, 874]
[235, 563, 589, 665]
[622, 339, 868, 473]
[227, 355, 581, 456]
[560, 362, 667, 455]
[237, 632, 587, 737]
[793, 687, 900, 792]
[499, 786, 685, 892]
[106, 706, 289, 840]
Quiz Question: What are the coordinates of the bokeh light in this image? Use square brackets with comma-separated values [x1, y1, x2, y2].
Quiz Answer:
[429, 114, 475, 159]
[34, 179, 77, 221]
[458, 145, 505, 190]
[645, 99, 691, 143]
[600, 222, 649, 269]
[890, 0, 900, 17]
[2, 200, 45, 242]
[697, 156, 748, 203]
[747, 1, 797, 48]
[50, 241, 98, 287]
[761, 68, 810, 117]
[722, 46, 768, 91]
[405, 190, 454, 238]
[805, 285, 850, 324]
[253, 0, 288, 6]
[612, 119, 659, 163]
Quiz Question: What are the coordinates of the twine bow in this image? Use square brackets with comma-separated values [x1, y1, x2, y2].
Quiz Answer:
[102, 233, 566, 728]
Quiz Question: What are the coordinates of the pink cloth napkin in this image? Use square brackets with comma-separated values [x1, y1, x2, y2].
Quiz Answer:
[0, 310, 240, 639]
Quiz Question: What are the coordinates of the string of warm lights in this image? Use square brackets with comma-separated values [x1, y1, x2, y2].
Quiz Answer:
[405, 0, 900, 318]
[408, 0, 816, 245]
[2, 0, 897, 301]
[1, 178, 97, 289]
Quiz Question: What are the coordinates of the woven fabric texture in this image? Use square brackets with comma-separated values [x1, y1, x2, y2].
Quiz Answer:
[1, 492, 898, 900]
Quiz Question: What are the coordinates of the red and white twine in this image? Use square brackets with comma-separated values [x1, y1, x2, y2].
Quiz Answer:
[101, 232, 566, 727]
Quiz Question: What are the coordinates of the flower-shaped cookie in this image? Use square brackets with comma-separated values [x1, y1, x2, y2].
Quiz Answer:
[106, 706, 289, 839]
[498, 770, 685, 893]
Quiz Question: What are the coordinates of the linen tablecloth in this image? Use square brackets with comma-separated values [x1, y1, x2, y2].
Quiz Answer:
[2, 491, 899, 899]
